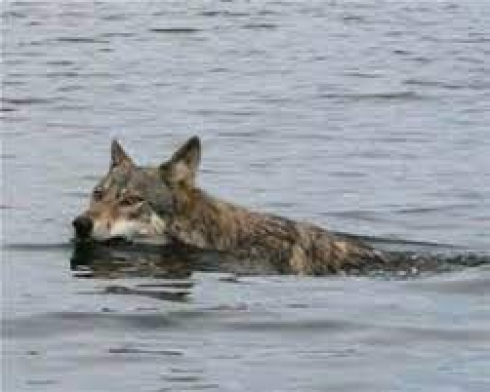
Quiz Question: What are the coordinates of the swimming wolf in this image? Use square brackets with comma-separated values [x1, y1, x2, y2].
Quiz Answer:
[73, 137, 387, 275]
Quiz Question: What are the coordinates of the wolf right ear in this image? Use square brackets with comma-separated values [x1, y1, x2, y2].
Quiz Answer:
[160, 136, 201, 187]
[111, 139, 134, 168]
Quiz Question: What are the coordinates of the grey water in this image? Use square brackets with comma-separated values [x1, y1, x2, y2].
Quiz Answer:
[2, 0, 490, 391]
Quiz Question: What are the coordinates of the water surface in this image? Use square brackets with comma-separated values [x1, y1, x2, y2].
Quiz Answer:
[2, 1, 490, 391]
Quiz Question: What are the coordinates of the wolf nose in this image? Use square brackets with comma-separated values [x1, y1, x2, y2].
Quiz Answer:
[73, 216, 93, 238]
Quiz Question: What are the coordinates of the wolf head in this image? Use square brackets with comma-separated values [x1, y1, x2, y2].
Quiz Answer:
[73, 137, 202, 244]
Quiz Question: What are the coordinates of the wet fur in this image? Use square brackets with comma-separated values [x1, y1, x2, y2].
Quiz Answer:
[76, 143, 172, 243]
[163, 184, 386, 275]
[76, 137, 387, 275]
[160, 137, 387, 275]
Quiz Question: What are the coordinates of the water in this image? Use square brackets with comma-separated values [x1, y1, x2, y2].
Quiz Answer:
[2, 0, 490, 391]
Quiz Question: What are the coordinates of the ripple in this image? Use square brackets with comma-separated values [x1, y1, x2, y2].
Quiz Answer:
[61, 191, 91, 199]
[319, 91, 431, 102]
[2, 242, 72, 251]
[52, 104, 92, 111]
[103, 285, 190, 302]
[3, 311, 176, 339]
[101, 13, 129, 21]
[100, 32, 135, 38]
[149, 28, 201, 34]
[45, 71, 80, 78]
[56, 36, 109, 44]
[57, 84, 84, 92]
[26, 380, 57, 386]
[394, 204, 477, 215]
[325, 209, 386, 222]
[228, 318, 361, 332]
[200, 11, 250, 17]
[108, 347, 182, 356]
[341, 14, 368, 23]
[343, 71, 383, 78]
[408, 274, 490, 295]
[44, 60, 75, 66]
[2, 10, 28, 19]
[0, 106, 17, 112]
[363, 325, 490, 345]
[404, 78, 469, 90]
[0, 153, 17, 160]
[242, 23, 277, 30]
[2, 96, 54, 106]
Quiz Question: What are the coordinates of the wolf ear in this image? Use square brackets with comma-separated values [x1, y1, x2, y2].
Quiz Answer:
[160, 136, 201, 187]
[171, 136, 201, 171]
[111, 139, 134, 168]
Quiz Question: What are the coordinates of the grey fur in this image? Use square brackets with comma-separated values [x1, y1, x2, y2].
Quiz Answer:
[74, 137, 387, 275]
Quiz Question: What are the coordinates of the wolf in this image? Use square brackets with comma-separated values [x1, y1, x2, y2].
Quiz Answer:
[73, 137, 387, 275]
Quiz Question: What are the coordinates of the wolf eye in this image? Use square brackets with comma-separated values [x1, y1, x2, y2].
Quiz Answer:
[93, 187, 103, 201]
[120, 194, 144, 206]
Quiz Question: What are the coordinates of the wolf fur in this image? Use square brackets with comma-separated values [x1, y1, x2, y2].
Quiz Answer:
[74, 137, 386, 275]
[73, 141, 171, 244]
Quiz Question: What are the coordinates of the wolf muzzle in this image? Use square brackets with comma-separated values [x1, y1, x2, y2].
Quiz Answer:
[73, 215, 93, 239]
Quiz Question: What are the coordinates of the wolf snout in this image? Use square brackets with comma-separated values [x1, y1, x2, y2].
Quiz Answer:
[73, 215, 93, 238]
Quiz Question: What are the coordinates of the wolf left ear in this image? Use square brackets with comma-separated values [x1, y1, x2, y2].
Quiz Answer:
[160, 136, 201, 187]
[111, 139, 134, 168]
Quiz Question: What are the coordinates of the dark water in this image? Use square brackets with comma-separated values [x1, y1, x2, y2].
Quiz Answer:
[2, 1, 490, 391]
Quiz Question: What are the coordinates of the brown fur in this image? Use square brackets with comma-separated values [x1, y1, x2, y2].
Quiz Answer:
[159, 137, 387, 275]
[75, 137, 387, 275]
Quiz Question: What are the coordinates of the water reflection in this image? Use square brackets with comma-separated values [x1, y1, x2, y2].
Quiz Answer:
[71, 241, 195, 279]
[71, 241, 196, 302]
[70, 238, 490, 283]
